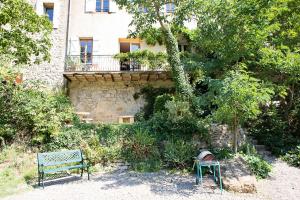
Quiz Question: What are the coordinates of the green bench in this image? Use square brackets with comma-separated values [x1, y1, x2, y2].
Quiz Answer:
[37, 149, 90, 188]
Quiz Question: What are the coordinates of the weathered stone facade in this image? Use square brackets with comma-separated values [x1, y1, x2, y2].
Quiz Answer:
[192, 124, 247, 149]
[23, 0, 68, 88]
[210, 124, 247, 148]
[69, 80, 174, 123]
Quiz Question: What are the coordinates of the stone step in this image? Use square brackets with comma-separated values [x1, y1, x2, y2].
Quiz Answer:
[252, 139, 258, 145]
[255, 144, 266, 151]
[82, 118, 94, 123]
[257, 150, 272, 156]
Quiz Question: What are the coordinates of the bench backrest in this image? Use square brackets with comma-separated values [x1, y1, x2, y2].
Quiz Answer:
[37, 150, 83, 167]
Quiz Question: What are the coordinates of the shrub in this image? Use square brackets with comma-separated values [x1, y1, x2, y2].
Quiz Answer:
[250, 107, 298, 156]
[153, 94, 174, 113]
[210, 147, 234, 160]
[163, 139, 196, 169]
[122, 128, 161, 171]
[0, 69, 75, 146]
[242, 154, 272, 179]
[282, 146, 300, 167]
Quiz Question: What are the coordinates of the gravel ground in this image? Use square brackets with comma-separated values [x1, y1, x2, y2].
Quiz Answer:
[3, 158, 300, 200]
[256, 158, 300, 200]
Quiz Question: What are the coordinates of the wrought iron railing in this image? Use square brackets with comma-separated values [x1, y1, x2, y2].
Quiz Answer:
[65, 55, 164, 72]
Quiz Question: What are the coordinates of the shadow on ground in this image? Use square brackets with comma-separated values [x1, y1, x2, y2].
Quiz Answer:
[92, 170, 221, 197]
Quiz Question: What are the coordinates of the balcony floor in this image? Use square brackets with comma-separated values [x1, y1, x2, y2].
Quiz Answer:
[63, 71, 172, 82]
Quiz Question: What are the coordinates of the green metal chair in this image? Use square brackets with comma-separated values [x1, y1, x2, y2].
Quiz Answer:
[194, 159, 223, 193]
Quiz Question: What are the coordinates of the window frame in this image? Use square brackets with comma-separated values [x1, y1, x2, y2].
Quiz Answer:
[43, 3, 54, 22]
[95, 0, 110, 13]
[166, 3, 175, 13]
[80, 38, 94, 64]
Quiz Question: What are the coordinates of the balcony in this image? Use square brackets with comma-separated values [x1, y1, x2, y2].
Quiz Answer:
[64, 55, 171, 82]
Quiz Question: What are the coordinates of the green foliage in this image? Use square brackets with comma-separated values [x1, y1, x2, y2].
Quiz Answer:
[0, 66, 75, 145]
[153, 94, 174, 113]
[238, 142, 272, 179]
[114, 50, 168, 70]
[250, 107, 297, 156]
[282, 146, 300, 167]
[134, 86, 174, 120]
[0, 0, 52, 64]
[163, 139, 196, 169]
[210, 147, 234, 160]
[122, 128, 161, 171]
[241, 154, 272, 179]
[0, 146, 36, 197]
[115, 0, 194, 98]
[212, 69, 273, 152]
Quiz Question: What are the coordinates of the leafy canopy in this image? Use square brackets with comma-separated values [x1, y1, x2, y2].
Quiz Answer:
[213, 69, 274, 127]
[0, 0, 52, 64]
[115, 0, 195, 97]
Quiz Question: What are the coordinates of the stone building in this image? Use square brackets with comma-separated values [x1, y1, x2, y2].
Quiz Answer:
[24, 0, 195, 123]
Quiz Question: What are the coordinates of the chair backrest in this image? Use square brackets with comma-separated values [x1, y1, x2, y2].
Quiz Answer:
[37, 150, 83, 167]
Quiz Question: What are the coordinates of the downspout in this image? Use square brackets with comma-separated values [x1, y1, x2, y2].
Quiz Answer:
[64, 0, 71, 94]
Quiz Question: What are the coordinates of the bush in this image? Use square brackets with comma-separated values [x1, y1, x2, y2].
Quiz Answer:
[210, 147, 234, 160]
[282, 146, 300, 167]
[0, 68, 75, 146]
[122, 128, 161, 171]
[242, 154, 272, 179]
[163, 139, 196, 169]
[153, 94, 174, 113]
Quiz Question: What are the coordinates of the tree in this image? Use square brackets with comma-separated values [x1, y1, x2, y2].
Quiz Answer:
[114, 0, 194, 97]
[212, 69, 274, 153]
[0, 0, 52, 64]
[191, 0, 300, 134]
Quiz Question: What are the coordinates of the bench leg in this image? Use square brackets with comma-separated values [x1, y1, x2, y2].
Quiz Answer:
[41, 172, 45, 189]
[81, 168, 83, 177]
[87, 166, 90, 180]
[38, 173, 41, 186]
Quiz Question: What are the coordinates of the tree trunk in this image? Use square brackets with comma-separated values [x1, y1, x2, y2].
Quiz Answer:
[153, 3, 193, 98]
[234, 125, 238, 154]
[233, 115, 239, 154]
[161, 27, 193, 98]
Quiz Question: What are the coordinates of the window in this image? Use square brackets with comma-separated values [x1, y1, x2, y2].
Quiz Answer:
[80, 39, 93, 64]
[119, 38, 141, 71]
[139, 6, 148, 13]
[178, 44, 189, 52]
[96, 0, 110, 12]
[166, 3, 175, 13]
[44, 3, 54, 22]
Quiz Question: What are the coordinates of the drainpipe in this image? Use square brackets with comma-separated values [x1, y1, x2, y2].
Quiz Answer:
[64, 0, 71, 94]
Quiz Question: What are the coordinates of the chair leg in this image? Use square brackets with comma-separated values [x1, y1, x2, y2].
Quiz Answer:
[218, 164, 223, 193]
[199, 165, 203, 185]
[196, 162, 199, 185]
[213, 165, 216, 182]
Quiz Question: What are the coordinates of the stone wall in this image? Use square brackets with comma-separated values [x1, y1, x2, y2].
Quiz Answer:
[23, 0, 68, 88]
[210, 124, 247, 148]
[68, 80, 174, 123]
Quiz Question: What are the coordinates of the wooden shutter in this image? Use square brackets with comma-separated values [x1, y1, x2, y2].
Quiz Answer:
[93, 37, 101, 55]
[86, 0, 96, 13]
[109, 0, 118, 13]
[35, 0, 44, 15]
[69, 37, 80, 56]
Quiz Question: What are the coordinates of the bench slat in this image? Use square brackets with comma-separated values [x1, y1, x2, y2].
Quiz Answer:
[42, 164, 87, 174]
[38, 150, 83, 167]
